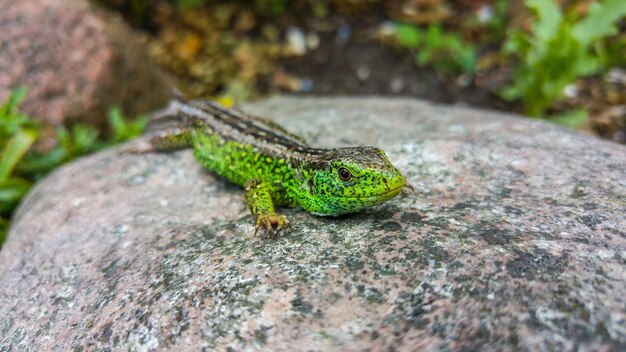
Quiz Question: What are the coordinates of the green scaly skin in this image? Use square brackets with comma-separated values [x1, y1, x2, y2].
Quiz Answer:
[145, 98, 406, 235]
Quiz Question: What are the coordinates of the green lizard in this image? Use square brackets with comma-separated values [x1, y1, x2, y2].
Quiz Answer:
[141, 96, 406, 235]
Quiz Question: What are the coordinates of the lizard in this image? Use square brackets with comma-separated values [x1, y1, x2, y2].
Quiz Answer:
[138, 96, 406, 236]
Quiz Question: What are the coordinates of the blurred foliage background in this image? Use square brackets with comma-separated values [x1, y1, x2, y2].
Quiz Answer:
[95, 0, 625, 138]
[1, 0, 625, 246]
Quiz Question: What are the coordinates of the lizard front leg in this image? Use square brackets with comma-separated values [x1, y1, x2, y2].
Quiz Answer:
[244, 179, 290, 237]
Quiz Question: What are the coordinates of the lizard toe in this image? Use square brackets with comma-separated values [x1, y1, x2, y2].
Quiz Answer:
[254, 214, 290, 238]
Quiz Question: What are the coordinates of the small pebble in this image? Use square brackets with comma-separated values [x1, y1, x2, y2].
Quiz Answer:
[390, 78, 404, 93]
[357, 65, 371, 81]
[287, 27, 306, 55]
[335, 23, 351, 46]
[306, 32, 320, 50]
[564, 84, 578, 98]
[477, 5, 494, 23]
[299, 78, 314, 93]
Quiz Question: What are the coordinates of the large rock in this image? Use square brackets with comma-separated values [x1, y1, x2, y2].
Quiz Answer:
[1, 97, 624, 351]
[0, 0, 172, 125]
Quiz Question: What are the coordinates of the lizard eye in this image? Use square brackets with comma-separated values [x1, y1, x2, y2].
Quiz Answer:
[338, 168, 352, 181]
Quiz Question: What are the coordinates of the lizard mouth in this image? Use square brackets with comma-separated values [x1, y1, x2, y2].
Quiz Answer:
[380, 185, 404, 197]
[311, 185, 404, 216]
[346, 185, 404, 200]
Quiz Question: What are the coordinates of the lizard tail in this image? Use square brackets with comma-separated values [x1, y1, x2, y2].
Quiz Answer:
[171, 88, 188, 103]
[145, 89, 190, 134]
[140, 89, 194, 151]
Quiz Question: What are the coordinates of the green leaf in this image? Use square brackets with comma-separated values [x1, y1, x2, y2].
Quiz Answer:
[527, 0, 562, 43]
[395, 23, 421, 48]
[498, 85, 522, 101]
[0, 216, 8, 248]
[415, 50, 432, 66]
[17, 148, 68, 177]
[0, 129, 36, 182]
[69, 125, 100, 156]
[400, 23, 476, 75]
[0, 177, 32, 215]
[108, 106, 125, 138]
[425, 24, 442, 43]
[0, 88, 34, 137]
[107, 107, 147, 143]
[550, 109, 588, 128]
[503, 30, 531, 55]
[0, 178, 32, 204]
[574, 55, 600, 76]
[456, 44, 477, 73]
[572, 0, 626, 45]
[0, 87, 27, 117]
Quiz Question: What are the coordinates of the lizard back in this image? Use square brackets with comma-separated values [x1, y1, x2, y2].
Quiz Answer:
[150, 99, 318, 160]
[148, 99, 326, 205]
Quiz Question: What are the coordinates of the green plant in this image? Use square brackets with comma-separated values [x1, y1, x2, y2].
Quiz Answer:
[108, 106, 148, 143]
[395, 23, 477, 76]
[0, 89, 146, 247]
[0, 88, 37, 243]
[550, 109, 588, 128]
[488, 0, 510, 39]
[502, 0, 626, 118]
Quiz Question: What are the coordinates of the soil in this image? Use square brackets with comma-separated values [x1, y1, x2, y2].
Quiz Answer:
[276, 23, 519, 113]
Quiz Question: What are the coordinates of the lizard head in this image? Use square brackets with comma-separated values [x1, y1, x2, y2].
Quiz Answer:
[302, 147, 405, 216]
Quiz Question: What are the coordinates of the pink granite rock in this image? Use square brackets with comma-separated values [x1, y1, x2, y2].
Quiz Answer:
[0, 0, 172, 125]
[0, 97, 624, 350]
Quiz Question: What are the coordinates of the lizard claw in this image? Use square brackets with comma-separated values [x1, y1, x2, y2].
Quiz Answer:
[254, 214, 290, 238]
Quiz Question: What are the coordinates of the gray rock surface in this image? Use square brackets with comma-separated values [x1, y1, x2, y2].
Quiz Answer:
[1, 97, 625, 351]
[0, 0, 172, 126]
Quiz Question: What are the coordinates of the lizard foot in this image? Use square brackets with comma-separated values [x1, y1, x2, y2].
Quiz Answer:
[254, 214, 291, 238]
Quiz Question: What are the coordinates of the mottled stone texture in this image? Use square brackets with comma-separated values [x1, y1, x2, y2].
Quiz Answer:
[1, 97, 625, 351]
[0, 0, 172, 125]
